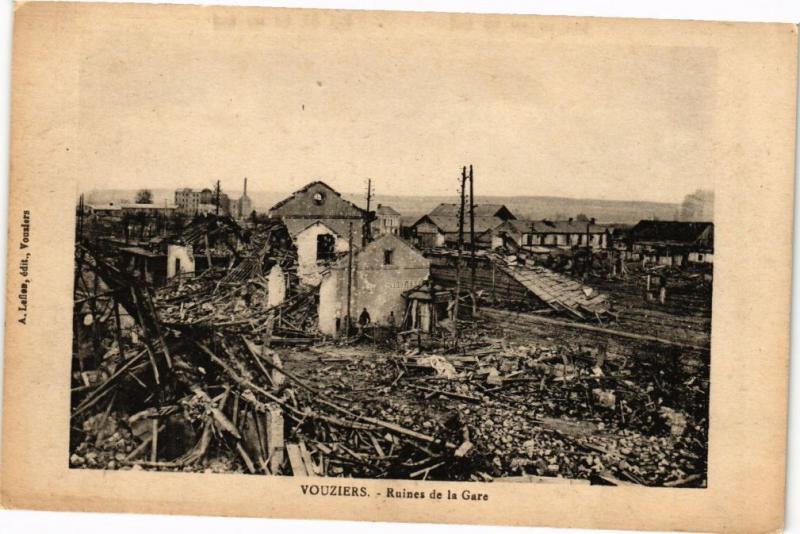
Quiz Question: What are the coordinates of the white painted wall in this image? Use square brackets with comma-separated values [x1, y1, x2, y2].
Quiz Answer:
[294, 222, 349, 285]
[591, 233, 607, 248]
[267, 264, 286, 308]
[318, 271, 341, 336]
[689, 251, 714, 264]
[167, 244, 195, 279]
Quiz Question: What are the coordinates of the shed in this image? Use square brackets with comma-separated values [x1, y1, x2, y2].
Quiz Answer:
[628, 221, 714, 266]
[402, 280, 453, 333]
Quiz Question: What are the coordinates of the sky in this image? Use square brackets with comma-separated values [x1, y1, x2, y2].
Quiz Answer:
[73, 6, 718, 203]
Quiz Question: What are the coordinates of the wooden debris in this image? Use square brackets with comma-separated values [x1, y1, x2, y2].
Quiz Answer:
[265, 402, 285, 474]
[406, 384, 481, 403]
[454, 441, 473, 458]
[298, 440, 317, 476]
[286, 444, 307, 476]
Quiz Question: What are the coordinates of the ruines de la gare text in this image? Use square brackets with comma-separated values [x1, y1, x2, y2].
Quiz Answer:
[300, 483, 488, 501]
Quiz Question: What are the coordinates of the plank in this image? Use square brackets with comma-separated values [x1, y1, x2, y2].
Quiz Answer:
[298, 440, 318, 476]
[286, 443, 308, 476]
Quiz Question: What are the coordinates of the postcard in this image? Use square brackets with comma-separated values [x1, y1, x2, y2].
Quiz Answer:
[1, 3, 796, 532]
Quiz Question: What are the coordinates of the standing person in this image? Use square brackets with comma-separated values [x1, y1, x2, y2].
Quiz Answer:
[358, 307, 371, 338]
[387, 310, 397, 349]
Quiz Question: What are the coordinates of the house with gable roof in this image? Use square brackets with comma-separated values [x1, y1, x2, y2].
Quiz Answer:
[268, 181, 369, 284]
[318, 233, 430, 336]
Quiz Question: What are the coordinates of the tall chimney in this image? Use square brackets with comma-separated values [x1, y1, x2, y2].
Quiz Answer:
[243, 177, 247, 196]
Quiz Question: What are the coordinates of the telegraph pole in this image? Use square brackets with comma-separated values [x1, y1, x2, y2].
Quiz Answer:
[346, 222, 354, 337]
[215, 180, 220, 216]
[469, 164, 475, 292]
[78, 193, 85, 242]
[586, 221, 593, 275]
[364, 178, 372, 246]
[453, 166, 467, 349]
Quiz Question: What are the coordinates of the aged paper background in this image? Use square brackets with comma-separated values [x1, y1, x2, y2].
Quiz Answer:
[1, 2, 797, 532]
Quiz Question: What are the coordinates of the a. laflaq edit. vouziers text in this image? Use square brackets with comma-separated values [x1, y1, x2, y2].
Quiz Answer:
[18, 209, 31, 325]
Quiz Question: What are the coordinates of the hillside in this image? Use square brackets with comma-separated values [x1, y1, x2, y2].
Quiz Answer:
[85, 189, 678, 225]
[346, 194, 678, 225]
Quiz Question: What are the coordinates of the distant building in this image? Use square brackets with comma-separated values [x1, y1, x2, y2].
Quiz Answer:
[175, 187, 230, 215]
[318, 233, 430, 337]
[409, 203, 515, 249]
[199, 188, 215, 204]
[269, 181, 369, 284]
[175, 188, 201, 213]
[373, 204, 401, 236]
[120, 203, 177, 217]
[411, 214, 503, 249]
[492, 218, 609, 251]
[85, 202, 122, 217]
[628, 220, 714, 266]
[429, 203, 516, 221]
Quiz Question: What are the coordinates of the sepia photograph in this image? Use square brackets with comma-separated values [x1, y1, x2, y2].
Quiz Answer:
[67, 5, 713, 486]
[3, 2, 796, 531]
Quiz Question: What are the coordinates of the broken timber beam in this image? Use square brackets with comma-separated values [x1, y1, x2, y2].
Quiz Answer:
[406, 384, 481, 403]
[481, 308, 710, 352]
[286, 444, 307, 476]
[266, 402, 285, 474]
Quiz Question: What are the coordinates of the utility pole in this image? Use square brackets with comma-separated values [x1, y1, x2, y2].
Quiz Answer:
[469, 164, 475, 293]
[453, 166, 467, 349]
[78, 193, 84, 242]
[364, 178, 372, 247]
[346, 222, 354, 337]
[586, 220, 593, 275]
[215, 180, 220, 216]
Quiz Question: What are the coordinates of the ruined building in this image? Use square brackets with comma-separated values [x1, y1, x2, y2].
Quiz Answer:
[268, 181, 368, 285]
[318, 233, 430, 336]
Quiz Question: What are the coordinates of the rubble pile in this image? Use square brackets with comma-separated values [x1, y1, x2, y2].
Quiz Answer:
[151, 221, 318, 339]
[380, 335, 707, 485]
[70, 216, 708, 488]
[155, 272, 269, 328]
